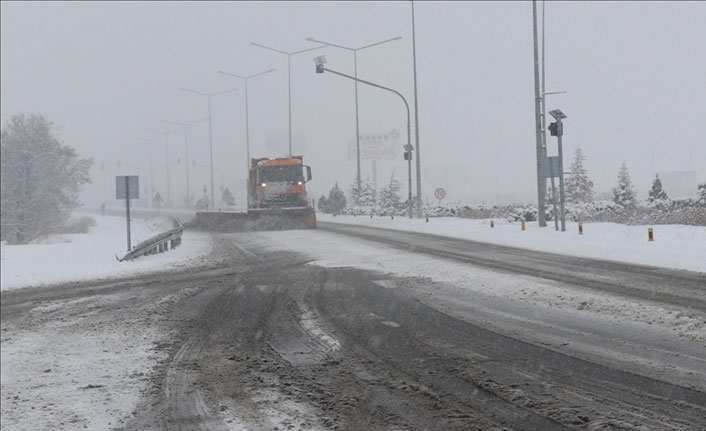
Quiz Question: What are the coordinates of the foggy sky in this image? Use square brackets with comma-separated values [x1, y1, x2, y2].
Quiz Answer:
[2, 1, 705, 207]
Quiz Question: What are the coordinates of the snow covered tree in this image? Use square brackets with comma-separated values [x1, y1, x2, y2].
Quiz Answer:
[697, 182, 706, 206]
[221, 187, 235, 207]
[378, 172, 402, 212]
[357, 179, 377, 207]
[612, 162, 637, 208]
[1, 113, 92, 244]
[647, 174, 669, 205]
[565, 147, 594, 203]
[317, 195, 328, 213]
[325, 182, 347, 214]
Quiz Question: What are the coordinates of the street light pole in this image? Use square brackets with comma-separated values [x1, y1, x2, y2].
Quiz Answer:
[410, 0, 423, 217]
[315, 60, 414, 218]
[305, 36, 402, 204]
[217, 68, 276, 168]
[250, 42, 327, 157]
[145, 127, 176, 205]
[161, 118, 209, 208]
[181, 87, 238, 208]
[532, 0, 547, 227]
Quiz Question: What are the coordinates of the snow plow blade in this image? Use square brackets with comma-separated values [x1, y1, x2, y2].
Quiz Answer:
[188, 207, 317, 232]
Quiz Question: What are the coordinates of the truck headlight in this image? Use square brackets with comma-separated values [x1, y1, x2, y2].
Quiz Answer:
[261, 183, 266, 187]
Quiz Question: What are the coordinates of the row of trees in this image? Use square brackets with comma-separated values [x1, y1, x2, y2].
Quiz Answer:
[318, 147, 705, 215]
[318, 172, 406, 215]
[1, 113, 93, 244]
[557, 147, 704, 208]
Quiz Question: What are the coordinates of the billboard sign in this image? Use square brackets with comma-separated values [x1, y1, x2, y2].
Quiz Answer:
[348, 129, 401, 161]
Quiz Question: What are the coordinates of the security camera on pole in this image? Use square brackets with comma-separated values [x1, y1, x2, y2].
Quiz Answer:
[548, 109, 567, 232]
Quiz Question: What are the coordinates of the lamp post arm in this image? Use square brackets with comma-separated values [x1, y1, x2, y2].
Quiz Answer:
[321, 67, 410, 119]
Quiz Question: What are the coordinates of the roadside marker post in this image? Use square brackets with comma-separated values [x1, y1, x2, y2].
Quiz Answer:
[521, 220, 526, 231]
[426, 216, 429, 223]
[578, 222, 583, 235]
[490, 220, 495, 228]
[648, 227, 654, 241]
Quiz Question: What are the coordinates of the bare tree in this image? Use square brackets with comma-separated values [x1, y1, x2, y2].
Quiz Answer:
[1, 113, 92, 244]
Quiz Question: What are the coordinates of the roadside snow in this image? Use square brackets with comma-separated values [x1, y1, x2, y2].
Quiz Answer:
[319, 215, 706, 273]
[1, 213, 212, 291]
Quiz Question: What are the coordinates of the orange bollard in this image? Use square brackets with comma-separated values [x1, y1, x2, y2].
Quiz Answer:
[521, 220, 526, 231]
[648, 227, 654, 241]
[578, 222, 583, 235]
[490, 220, 494, 228]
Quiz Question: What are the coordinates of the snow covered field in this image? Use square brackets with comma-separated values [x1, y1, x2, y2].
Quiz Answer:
[318, 214, 706, 273]
[1, 213, 213, 291]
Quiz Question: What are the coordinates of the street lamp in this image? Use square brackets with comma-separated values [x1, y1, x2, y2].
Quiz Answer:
[131, 138, 158, 207]
[161, 118, 209, 208]
[305, 36, 401, 203]
[315, 56, 415, 219]
[180, 87, 238, 207]
[145, 127, 178, 205]
[250, 41, 327, 156]
[192, 160, 224, 205]
[410, 0, 423, 218]
[217, 68, 276, 168]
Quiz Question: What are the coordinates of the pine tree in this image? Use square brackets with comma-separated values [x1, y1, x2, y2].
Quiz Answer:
[647, 174, 669, 204]
[697, 183, 706, 206]
[357, 179, 377, 207]
[326, 182, 347, 214]
[565, 147, 594, 203]
[612, 162, 637, 208]
[318, 194, 328, 213]
[378, 172, 402, 212]
[222, 187, 235, 207]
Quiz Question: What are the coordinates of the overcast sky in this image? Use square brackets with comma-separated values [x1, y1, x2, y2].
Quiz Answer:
[2, 1, 705, 207]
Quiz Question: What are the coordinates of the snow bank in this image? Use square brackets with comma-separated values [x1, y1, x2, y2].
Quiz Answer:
[319, 215, 706, 273]
[1, 213, 212, 291]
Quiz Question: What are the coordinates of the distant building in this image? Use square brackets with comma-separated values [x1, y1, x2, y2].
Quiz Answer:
[657, 170, 698, 199]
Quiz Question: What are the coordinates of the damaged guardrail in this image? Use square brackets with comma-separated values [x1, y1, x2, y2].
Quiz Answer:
[117, 218, 184, 262]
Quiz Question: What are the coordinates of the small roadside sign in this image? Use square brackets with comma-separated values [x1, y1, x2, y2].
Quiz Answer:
[115, 175, 139, 252]
[434, 187, 446, 202]
[116, 176, 139, 199]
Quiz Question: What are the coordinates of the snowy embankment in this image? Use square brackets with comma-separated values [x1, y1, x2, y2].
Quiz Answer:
[318, 214, 706, 273]
[1, 212, 213, 291]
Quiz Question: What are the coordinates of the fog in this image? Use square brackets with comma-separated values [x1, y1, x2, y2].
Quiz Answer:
[2, 1, 705, 208]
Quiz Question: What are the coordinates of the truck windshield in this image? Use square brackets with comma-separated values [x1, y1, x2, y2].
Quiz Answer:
[260, 165, 303, 183]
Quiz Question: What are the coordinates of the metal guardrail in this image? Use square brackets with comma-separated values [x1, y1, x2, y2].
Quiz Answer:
[117, 218, 184, 262]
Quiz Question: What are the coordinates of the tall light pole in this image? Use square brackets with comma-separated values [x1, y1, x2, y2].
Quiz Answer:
[217, 68, 276, 168]
[145, 127, 177, 205]
[532, 0, 547, 227]
[180, 87, 238, 207]
[250, 41, 327, 156]
[315, 56, 414, 219]
[161, 118, 209, 208]
[410, 0, 423, 217]
[133, 138, 157, 206]
[305, 36, 401, 203]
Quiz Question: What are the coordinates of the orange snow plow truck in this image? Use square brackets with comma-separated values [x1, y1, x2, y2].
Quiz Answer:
[189, 155, 316, 231]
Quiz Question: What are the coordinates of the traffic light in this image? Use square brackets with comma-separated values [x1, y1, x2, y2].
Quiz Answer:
[404, 151, 412, 161]
[549, 122, 557, 136]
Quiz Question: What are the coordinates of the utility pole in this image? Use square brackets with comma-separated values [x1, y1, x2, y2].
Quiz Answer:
[306, 36, 402, 205]
[250, 42, 327, 156]
[532, 0, 547, 227]
[411, 0, 423, 217]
